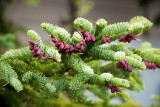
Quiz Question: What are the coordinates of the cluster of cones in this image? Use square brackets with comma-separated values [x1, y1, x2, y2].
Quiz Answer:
[107, 84, 121, 93]
[51, 30, 96, 55]
[142, 60, 160, 70]
[102, 36, 111, 43]
[119, 33, 137, 43]
[28, 40, 43, 58]
[116, 59, 132, 72]
[51, 36, 84, 55]
[28, 40, 58, 62]
[80, 30, 96, 44]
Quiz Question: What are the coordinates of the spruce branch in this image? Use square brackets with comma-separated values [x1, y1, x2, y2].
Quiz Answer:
[0, 61, 23, 92]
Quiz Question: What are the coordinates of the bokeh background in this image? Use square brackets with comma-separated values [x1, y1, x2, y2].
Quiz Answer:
[1, 0, 160, 106]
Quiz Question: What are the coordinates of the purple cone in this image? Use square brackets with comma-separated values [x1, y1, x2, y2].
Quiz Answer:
[80, 46, 84, 51]
[90, 35, 96, 42]
[75, 44, 80, 49]
[108, 84, 112, 89]
[51, 35, 54, 38]
[106, 39, 111, 43]
[148, 63, 152, 69]
[119, 36, 124, 42]
[123, 59, 127, 63]
[55, 41, 63, 47]
[64, 48, 69, 53]
[31, 50, 35, 54]
[64, 44, 69, 49]
[111, 88, 115, 93]
[69, 45, 74, 50]
[123, 64, 128, 71]
[123, 37, 127, 42]
[44, 56, 48, 60]
[79, 41, 84, 45]
[127, 66, 132, 72]
[29, 46, 34, 50]
[83, 31, 89, 37]
[80, 30, 83, 34]
[34, 47, 39, 51]
[34, 42, 39, 46]
[120, 60, 125, 65]
[102, 36, 107, 43]
[156, 64, 160, 68]
[38, 52, 43, 58]
[52, 38, 57, 43]
[151, 63, 156, 69]
[116, 62, 121, 68]
[28, 40, 34, 44]
[115, 87, 121, 92]
[53, 58, 58, 62]
[85, 35, 90, 42]
[36, 50, 41, 55]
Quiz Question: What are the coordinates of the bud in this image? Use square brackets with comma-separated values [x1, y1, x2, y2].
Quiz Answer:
[83, 31, 89, 37]
[123, 64, 128, 71]
[53, 58, 58, 62]
[69, 45, 74, 50]
[119, 36, 124, 42]
[55, 41, 63, 47]
[123, 37, 127, 42]
[127, 66, 132, 72]
[82, 40, 85, 44]
[106, 39, 111, 43]
[52, 38, 57, 43]
[151, 63, 156, 69]
[31, 50, 35, 54]
[28, 40, 34, 44]
[85, 40, 91, 44]
[29, 46, 34, 50]
[132, 35, 137, 40]
[36, 50, 41, 55]
[90, 35, 96, 42]
[75, 44, 80, 49]
[64, 48, 69, 53]
[156, 64, 160, 68]
[51, 35, 54, 38]
[102, 36, 107, 43]
[64, 44, 69, 49]
[128, 39, 132, 43]
[38, 52, 43, 58]
[111, 88, 115, 93]
[127, 33, 133, 38]
[34, 42, 39, 46]
[120, 60, 125, 65]
[124, 35, 128, 39]
[80, 30, 83, 34]
[123, 59, 127, 63]
[79, 41, 84, 45]
[44, 56, 48, 60]
[144, 61, 149, 67]
[115, 87, 121, 92]
[116, 62, 121, 68]
[34, 47, 39, 51]
[85, 35, 90, 42]
[59, 44, 64, 50]
[80, 46, 84, 51]
[108, 84, 112, 89]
